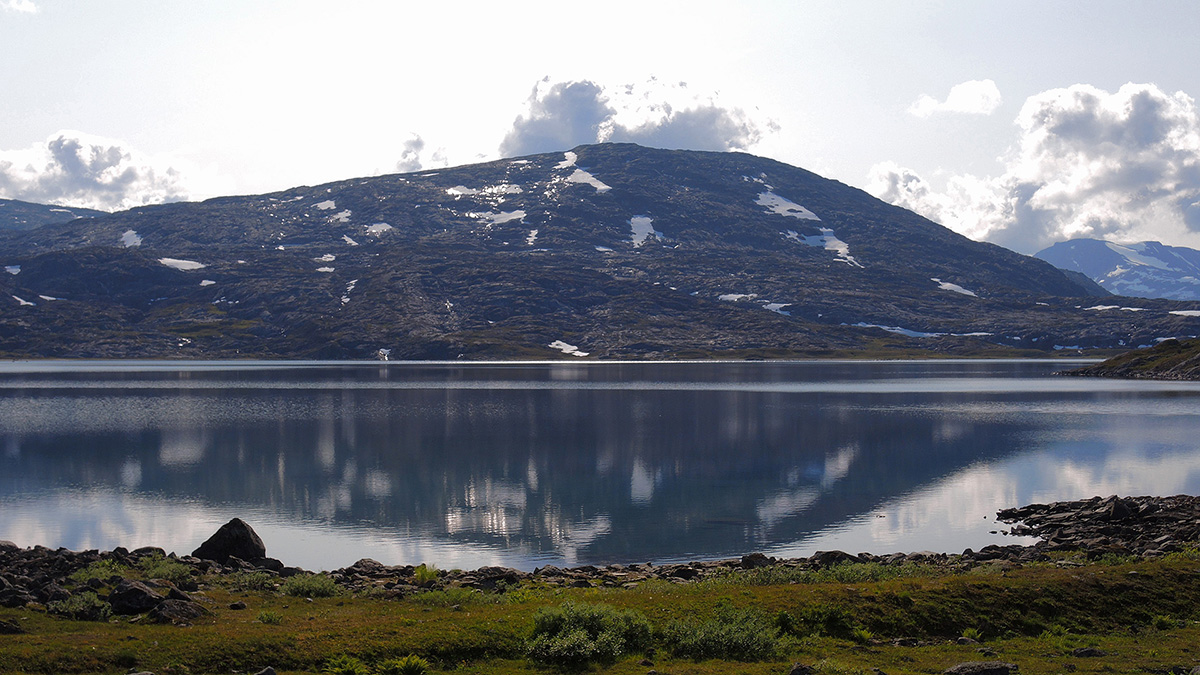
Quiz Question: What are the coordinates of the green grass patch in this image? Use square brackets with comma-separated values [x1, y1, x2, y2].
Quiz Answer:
[280, 572, 342, 598]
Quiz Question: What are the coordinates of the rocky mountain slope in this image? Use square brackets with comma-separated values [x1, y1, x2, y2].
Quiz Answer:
[1036, 238, 1200, 301]
[1064, 337, 1200, 380]
[0, 198, 105, 232]
[1, 143, 1198, 359]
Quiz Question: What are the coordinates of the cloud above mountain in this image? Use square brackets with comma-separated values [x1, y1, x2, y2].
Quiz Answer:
[1, 0, 37, 13]
[500, 78, 771, 158]
[872, 82, 1200, 253]
[0, 131, 189, 211]
[908, 79, 1003, 117]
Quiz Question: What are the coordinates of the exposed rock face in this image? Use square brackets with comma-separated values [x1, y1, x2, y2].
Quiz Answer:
[147, 598, 205, 624]
[191, 518, 266, 564]
[997, 494, 1200, 556]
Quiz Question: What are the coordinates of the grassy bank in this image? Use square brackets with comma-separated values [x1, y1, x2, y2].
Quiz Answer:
[3, 550, 1200, 674]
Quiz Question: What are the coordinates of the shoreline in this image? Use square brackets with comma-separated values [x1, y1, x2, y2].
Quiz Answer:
[3, 494, 1195, 606]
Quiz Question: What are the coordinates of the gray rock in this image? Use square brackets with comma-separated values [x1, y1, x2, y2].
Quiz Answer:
[108, 580, 165, 615]
[0, 619, 23, 634]
[192, 518, 266, 564]
[1071, 647, 1106, 657]
[788, 664, 816, 675]
[254, 669, 278, 675]
[147, 599, 205, 624]
[943, 663, 1018, 675]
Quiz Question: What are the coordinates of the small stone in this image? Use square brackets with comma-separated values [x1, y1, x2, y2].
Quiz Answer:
[147, 599, 205, 624]
[229, 600, 247, 610]
[789, 664, 817, 675]
[1071, 647, 1106, 657]
[0, 619, 23, 634]
[639, 658, 654, 667]
[254, 668, 278, 675]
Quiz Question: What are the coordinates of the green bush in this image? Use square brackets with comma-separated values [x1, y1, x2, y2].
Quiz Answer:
[280, 573, 342, 598]
[377, 655, 430, 675]
[256, 610, 283, 625]
[138, 555, 193, 586]
[69, 559, 128, 585]
[797, 603, 857, 639]
[413, 563, 439, 585]
[322, 655, 370, 675]
[47, 591, 112, 621]
[661, 604, 778, 661]
[229, 571, 277, 592]
[527, 601, 653, 668]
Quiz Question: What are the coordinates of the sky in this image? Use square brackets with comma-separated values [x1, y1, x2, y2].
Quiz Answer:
[2, 0, 1200, 254]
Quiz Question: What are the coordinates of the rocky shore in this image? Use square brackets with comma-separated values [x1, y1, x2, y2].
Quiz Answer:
[2, 494, 1196, 620]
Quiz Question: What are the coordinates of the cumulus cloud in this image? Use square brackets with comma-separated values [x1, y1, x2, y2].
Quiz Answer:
[394, 134, 426, 173]
[1, 0, 37, 13]
[0, 130, 189, 211]
[499, 78, 771, 158]
[909, 79, 1003, 118]
[871, 83, 1200, 253]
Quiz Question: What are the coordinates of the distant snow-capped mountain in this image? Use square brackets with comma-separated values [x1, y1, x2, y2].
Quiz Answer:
[1036, 238, 1200, 300]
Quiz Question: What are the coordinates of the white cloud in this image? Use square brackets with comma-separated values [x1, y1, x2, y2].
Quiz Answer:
[872, 83, 1200, 254]
[0, 130, 189, 211]
[394, 134, 426, 173]
[908, 79, 1002, 118]
[2, 0, 37, 13]
[500, 78, 772, 158]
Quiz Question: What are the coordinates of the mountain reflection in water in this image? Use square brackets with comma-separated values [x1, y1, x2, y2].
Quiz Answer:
[2, 360, 1200, 570]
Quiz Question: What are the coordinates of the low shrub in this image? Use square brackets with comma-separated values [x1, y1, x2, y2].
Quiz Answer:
[413, 563, 439, 585]
[257, 610, 283, 625]
[377, 655, 430, 675]
[661, 604, 778, 661]
[527, 601, 652, 668]
[47, 591, 112, 621]
[138, 554, 193, 586]
[229, 571, 277, 592]
[322, 655, 370, 675]
[281, 573, 342, 598]
[69, 559, 128, 585]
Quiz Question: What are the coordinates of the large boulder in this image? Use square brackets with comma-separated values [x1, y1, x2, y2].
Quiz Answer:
[191, 518, 266, 564]
[108, 580, 165, 615]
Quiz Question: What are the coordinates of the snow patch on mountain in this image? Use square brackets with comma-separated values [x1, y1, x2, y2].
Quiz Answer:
[556, 152, 578, 169]
[549, 339, 588, 357]
[314, 200, 336, 210]
[332, 210, 352, 223]
[365, 223, 393, 235]
[200, 280, 216, 287]
[343, 235, 360, 246]
[120, 230, 142, 247]
[630, 216, 662, 247]
[472, 210, 526, 226]
[757, 191, 819, 221]
[4, 265, 18, 275]
[784, 229, 862, 268]
[526, 229, 539, 246]
[159, 258, 206, 271]
[932, 278, 977, 297]
[566, 169, 611, 192]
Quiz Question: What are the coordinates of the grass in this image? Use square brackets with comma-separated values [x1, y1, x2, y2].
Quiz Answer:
[4, 552, 1200, 674]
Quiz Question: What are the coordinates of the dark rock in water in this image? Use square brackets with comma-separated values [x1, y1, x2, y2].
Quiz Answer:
[147, 599, 205, 624]
[943, 663, 1019, 675]
[108, 580, 165, 615]
[192, 518, 266, 564]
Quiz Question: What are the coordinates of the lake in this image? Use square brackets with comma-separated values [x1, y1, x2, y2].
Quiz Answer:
[2, 359, 1200, 571]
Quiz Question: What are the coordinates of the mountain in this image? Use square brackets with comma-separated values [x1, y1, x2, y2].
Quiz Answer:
[1, 143, 1198, 360]
[0, 198, 106, 232]
[1036, 238, 1200, 301]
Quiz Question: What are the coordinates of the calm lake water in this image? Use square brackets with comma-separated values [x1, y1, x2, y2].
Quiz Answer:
[2, 359, 1200, 571]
